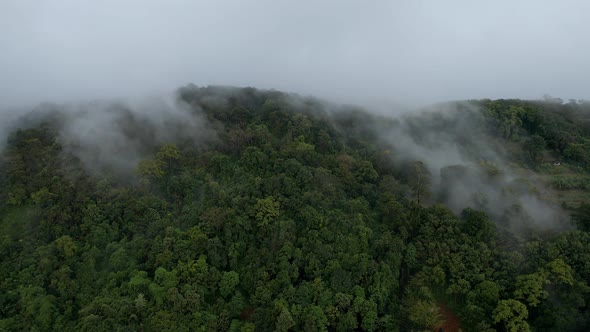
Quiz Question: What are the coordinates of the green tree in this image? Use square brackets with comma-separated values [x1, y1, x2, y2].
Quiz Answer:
[514, 272, 549, 307]
[219, 271, 240, 298]
[573, 203, 590, 232]
[136, 159, 165, 180]
[276, 308, 295, 332]
[493, 299, 530, 332]
[406, 161, 431, 205]
[523, 134, 546, 161]
[254, 196, 280, 226]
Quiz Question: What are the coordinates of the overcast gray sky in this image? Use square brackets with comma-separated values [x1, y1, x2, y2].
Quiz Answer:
[1, 0, 589, 108]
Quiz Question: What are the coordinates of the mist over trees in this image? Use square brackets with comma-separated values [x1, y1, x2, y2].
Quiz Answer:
[1, 85, 590, 331]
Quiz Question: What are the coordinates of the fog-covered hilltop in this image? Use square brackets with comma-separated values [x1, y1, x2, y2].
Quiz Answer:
[1, 85, 590, 331]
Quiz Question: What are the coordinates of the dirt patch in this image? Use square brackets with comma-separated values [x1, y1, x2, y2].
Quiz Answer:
[240, 306, 254, 320]
[433, 303, 461, 332]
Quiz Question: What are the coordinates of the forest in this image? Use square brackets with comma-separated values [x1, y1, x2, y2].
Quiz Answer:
[1, 85, 590, 331]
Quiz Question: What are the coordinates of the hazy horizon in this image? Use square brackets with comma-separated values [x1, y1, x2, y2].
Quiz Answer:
[2, 1, 589, 109]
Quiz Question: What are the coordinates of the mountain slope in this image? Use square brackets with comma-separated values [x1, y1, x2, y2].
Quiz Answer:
[1, 86, 589, 331]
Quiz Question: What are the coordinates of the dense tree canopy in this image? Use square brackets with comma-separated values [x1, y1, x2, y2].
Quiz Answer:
[1, 86, 589, 331]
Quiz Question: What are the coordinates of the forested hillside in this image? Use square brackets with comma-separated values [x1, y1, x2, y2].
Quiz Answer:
[1, 86, 589, 331]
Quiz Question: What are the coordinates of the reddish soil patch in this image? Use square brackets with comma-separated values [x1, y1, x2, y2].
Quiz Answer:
[433, 303, 462, 332]
[240, 306, 255, 320]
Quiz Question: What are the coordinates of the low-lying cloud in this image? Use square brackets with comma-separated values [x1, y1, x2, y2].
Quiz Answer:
[1, 94, 215, 179]
[378, 102, 569, 232]
[59, 96, 215, 177]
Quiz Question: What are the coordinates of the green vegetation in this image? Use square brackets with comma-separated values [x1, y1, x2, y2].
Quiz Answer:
[1, 86, 589, 331]
[480, 99, 590, 209]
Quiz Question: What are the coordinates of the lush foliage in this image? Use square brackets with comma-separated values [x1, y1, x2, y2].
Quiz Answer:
[1, 87, 589, 331]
